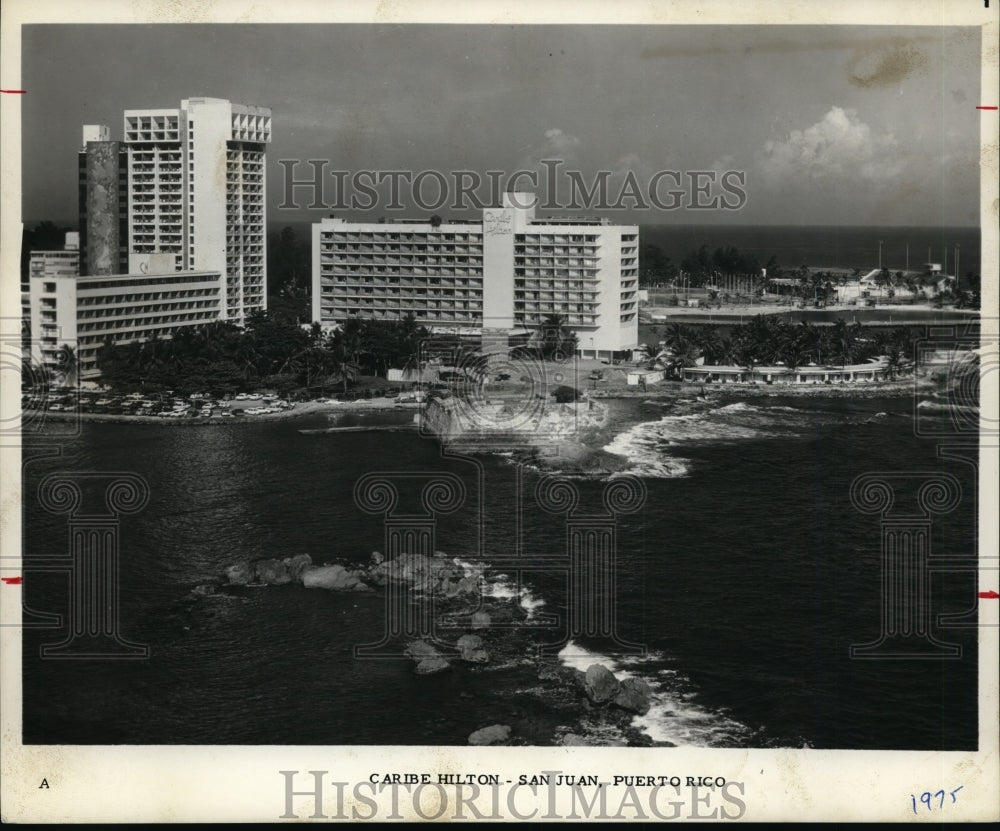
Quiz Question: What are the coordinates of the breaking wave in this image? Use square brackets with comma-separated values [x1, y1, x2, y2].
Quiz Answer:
[557, 641, 753, 747]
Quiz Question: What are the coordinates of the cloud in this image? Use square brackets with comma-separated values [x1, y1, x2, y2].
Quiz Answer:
[759, 106, 902, 184]
[519, 128, 582, 171]
[541, 128, 581, 159]
[544, 128, 579, 149]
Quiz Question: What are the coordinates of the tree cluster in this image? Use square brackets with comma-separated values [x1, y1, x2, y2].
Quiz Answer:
[652, 317, 923, 380]
[95, 311, 429, 397]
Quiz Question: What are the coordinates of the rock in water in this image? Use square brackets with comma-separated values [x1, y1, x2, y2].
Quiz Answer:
[468, 724, 511, 746]
[404, 640, 440, 660]
[470, 611, 491, 630]
[583, 664, 621, 705]
[614, 676, 653, 715]
[255, 558, 292, 585]
[456, 577, 479, 595]
[456, 633, 488, 663]
[224, 562, 254, 585]
[190, 583, 217, 597]
[414, 657, 450, 675]
[462, 648, 490, 664]
[301, 564, 359, 590]
[283, 554, 313, 582]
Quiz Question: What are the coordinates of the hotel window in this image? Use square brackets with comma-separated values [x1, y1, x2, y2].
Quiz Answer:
[43, 282, 56, 293]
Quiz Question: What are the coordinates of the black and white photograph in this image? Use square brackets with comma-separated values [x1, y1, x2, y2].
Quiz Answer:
[2, 0, 998, 823]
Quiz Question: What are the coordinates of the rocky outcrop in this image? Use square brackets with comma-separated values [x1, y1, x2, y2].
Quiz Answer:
[468, 724, 511, 746]
[210, 547, 661, 747]
[221, 554, 376, 592]
[190, 583, 217, 598]
[255, 558, 293, 585]
[576, 664, 653, 716]
[470, 611, 491, 630]
[302, 564, 362, 590]
[404, 640, 451, 675]
[368, 552, 484, 598]
[224, 554, 316, 587]
[284, 554, 313, 582]
[456, 634, 489, 664]
[614, 677, 653, 715]
[404, 640, 440, 660]
[415, 657, 450, 675]
[583, 664, 621, 704]
[224, 562, 255, 585]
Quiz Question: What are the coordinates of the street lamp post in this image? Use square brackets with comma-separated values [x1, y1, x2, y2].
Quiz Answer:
[955, 244, 960, 294]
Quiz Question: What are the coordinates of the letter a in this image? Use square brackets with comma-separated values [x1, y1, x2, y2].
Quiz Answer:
[39, 779, 49, 789]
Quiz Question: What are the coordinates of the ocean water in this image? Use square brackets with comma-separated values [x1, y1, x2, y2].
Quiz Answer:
[639, 224, 981, 277]
[21, 385, 979, 749]
[269, 222, 981, 278]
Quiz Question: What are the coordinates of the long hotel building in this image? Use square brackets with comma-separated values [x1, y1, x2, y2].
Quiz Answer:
[29, 268, 222, 381]
[311, 193, 639, 357]
[79, 97, 270, 324]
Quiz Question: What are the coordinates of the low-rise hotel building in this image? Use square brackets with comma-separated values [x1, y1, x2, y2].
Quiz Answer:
[29, 269, 222, 381]
[311, 193, 639, 358]
[29, 232, 81, 286]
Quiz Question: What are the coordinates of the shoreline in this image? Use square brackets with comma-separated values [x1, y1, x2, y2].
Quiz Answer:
[38, 375, 922, 428]
[37, 398, 404, 426]
[594, 377, 921, 400]
[35, 376, 932, 442]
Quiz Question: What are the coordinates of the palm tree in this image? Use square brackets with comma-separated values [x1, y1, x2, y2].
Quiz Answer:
[638, 342, 662, 368]
[534, 313, 577, 359]
[664, 339, 701, 379]
[875, 267, 892, 300]
[235, 332, 261, 382]
[796, 320, 829, 366]
[882, 344, 904, 380]
[693, 327, 721, 364]
[780, 340, 811, 376]
[327, 330, 360, 395]
[831, 318, 857, 375]
[734, 340, 759, 381]
[715, 336, 738, 366]
[54, 343, 78, 387]
[663, 322, 694, 352]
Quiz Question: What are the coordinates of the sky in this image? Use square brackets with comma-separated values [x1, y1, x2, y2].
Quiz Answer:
[19, 23, 983, 227]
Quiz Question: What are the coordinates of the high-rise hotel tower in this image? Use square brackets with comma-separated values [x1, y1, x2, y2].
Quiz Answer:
[312, 193, 639, 358]
[79, 97, 271, 324]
